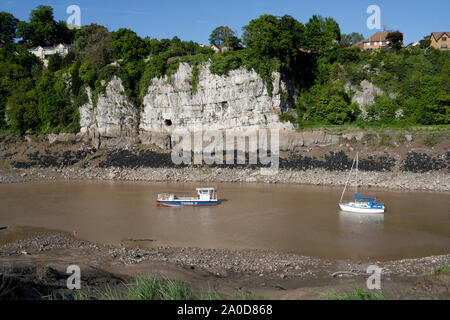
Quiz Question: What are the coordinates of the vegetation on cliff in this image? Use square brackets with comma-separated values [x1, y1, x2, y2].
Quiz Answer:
[0, 5, 448, 134]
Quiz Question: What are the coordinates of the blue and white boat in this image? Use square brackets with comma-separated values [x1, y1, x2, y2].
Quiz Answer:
[339, 153, 386, 214]
[156, 188, 219, 207]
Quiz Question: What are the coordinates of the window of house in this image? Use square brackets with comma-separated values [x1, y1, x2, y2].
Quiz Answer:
[441, 45, 448, 49]
[442, 37, 447, 41]
[370, 42, 375, 46]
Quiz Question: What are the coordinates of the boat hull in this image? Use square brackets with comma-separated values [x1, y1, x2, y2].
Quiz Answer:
[156, 200, 219, 207]
[339, 203, 385, 214]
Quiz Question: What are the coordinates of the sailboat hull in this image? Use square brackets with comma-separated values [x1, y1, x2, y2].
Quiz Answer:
[339, 203, 385, 214]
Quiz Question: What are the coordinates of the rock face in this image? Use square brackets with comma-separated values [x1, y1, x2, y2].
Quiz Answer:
[345, 80, 398, 120]
[79, 76, 138, 139]
[279, 131, 340, 151]
[140, 63, 293, 133]
[348, 80, 384, 107]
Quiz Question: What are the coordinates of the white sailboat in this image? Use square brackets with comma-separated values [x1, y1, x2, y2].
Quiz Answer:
[339, 153, 385, 214]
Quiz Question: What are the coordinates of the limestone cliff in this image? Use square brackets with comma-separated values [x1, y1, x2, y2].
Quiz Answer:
[79, 76, 138, 138]
[139, 63, 293, 133]
[79, 63, 298, 148]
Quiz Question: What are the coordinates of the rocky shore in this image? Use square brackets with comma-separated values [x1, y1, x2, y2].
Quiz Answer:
[1, 165, 448, 192]
[0, 229, 449, 300]
[0, 141, 448, 191]
[1, 230, 449, 280]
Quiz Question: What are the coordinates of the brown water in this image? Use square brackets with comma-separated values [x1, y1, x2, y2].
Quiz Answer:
[0, 181, 449, 261]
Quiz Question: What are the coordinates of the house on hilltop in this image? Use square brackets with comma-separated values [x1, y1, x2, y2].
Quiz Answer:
[210, 44, 232, 53]
[355, 32, 392, 51]
[29, 43, 74, 67]
[430, 32, 450, 50]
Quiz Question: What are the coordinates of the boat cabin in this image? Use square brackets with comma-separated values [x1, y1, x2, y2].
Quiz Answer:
[156, 187, 219, 207]
[197, 188, 217, 201]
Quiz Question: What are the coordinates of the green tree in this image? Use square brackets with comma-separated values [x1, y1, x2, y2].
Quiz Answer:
[6, 89, 39, 133]
[209, 26, 241, 48]
[47, 53, 63, 72]
[112, 28, 149, 62]
[0, 11, 19, 44]
[304, 15, 341, 53]
[35, 70, 61, 131]
[74, 24, 113, 68]
[340, 32, 364, 47]
[386, 31, 404, 50]
[78, 60, 96, 87]
[242, 14, 304, 70]
[55, 20, 75, 44]
[368, 94, 399, 123]
[17, 5, 57, 46]
[419, 36, 431, 49]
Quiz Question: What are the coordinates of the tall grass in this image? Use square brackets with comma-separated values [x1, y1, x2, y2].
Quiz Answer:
[424, 265, 450, 276]
[43, 275, 265, 301]
[323, 287, 386, 300]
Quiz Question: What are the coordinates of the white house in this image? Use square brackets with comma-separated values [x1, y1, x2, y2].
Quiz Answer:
[29, 43, 74, 67]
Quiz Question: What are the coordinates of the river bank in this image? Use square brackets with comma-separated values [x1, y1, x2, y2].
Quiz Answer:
[0, 227, 449, 300]
[0, 166, 449, 192]
[1, 129, 449, 191]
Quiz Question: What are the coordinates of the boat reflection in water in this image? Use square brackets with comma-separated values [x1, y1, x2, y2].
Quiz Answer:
[338, 210, 384, 236]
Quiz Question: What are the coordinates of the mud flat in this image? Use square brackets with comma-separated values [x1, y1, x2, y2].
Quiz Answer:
[0, 228, 449, 300]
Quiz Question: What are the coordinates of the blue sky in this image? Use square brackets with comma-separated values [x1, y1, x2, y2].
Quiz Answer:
[2, 0, 449, 45]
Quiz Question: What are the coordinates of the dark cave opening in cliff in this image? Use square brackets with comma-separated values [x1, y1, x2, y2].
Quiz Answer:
[164, 119, 172, 127]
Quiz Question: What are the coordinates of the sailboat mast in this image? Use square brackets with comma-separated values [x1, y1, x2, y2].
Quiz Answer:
[355, 152, 359, 202]
[340, 154, 356, 203]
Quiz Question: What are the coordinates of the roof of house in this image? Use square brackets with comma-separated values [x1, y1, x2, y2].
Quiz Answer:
[30, 43, 74, 51]
[364, 31, 390, 43]
[431, 32, 450, 41]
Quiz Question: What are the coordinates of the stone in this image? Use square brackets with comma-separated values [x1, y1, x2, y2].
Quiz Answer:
[79, 77, 139, 147]
[139, 63, 293, 133]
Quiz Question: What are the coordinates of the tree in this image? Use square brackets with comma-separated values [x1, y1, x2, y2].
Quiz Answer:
[16, 5, 74, 47]
[0, 11, 19, 44]
[17, 5, 57, 46]
[6, 89, 39, 133]
[304, 15, 341, 53]
[47, 53, 63, 72]
[419, 36, 431, 49]
[242, 14, 304, 70]
[55, 20, 75, 44]
[340, 32, 364, 47]
[386, 31, 404, 50]
[112, 28, 149, 62]
[74, 24, 113, 68]
[209, 26, 241, 48]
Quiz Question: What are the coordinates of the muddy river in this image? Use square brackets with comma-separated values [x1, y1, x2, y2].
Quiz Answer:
[0, 181, 449, 261]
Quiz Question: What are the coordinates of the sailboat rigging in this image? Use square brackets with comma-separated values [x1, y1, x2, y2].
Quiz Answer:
[339, 153, 386, 214]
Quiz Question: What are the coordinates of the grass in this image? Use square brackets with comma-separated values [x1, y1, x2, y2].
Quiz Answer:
[43, 275, 265, 301]
[422, 132, 446, 147]
[379, 134, 394, 147]
[396, 134, 407, 144]
[323, 287, 387, 300]
[424, 265, 450, 276]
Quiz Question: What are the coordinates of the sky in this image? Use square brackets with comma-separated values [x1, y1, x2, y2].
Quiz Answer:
[1, 0, 449, 45]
